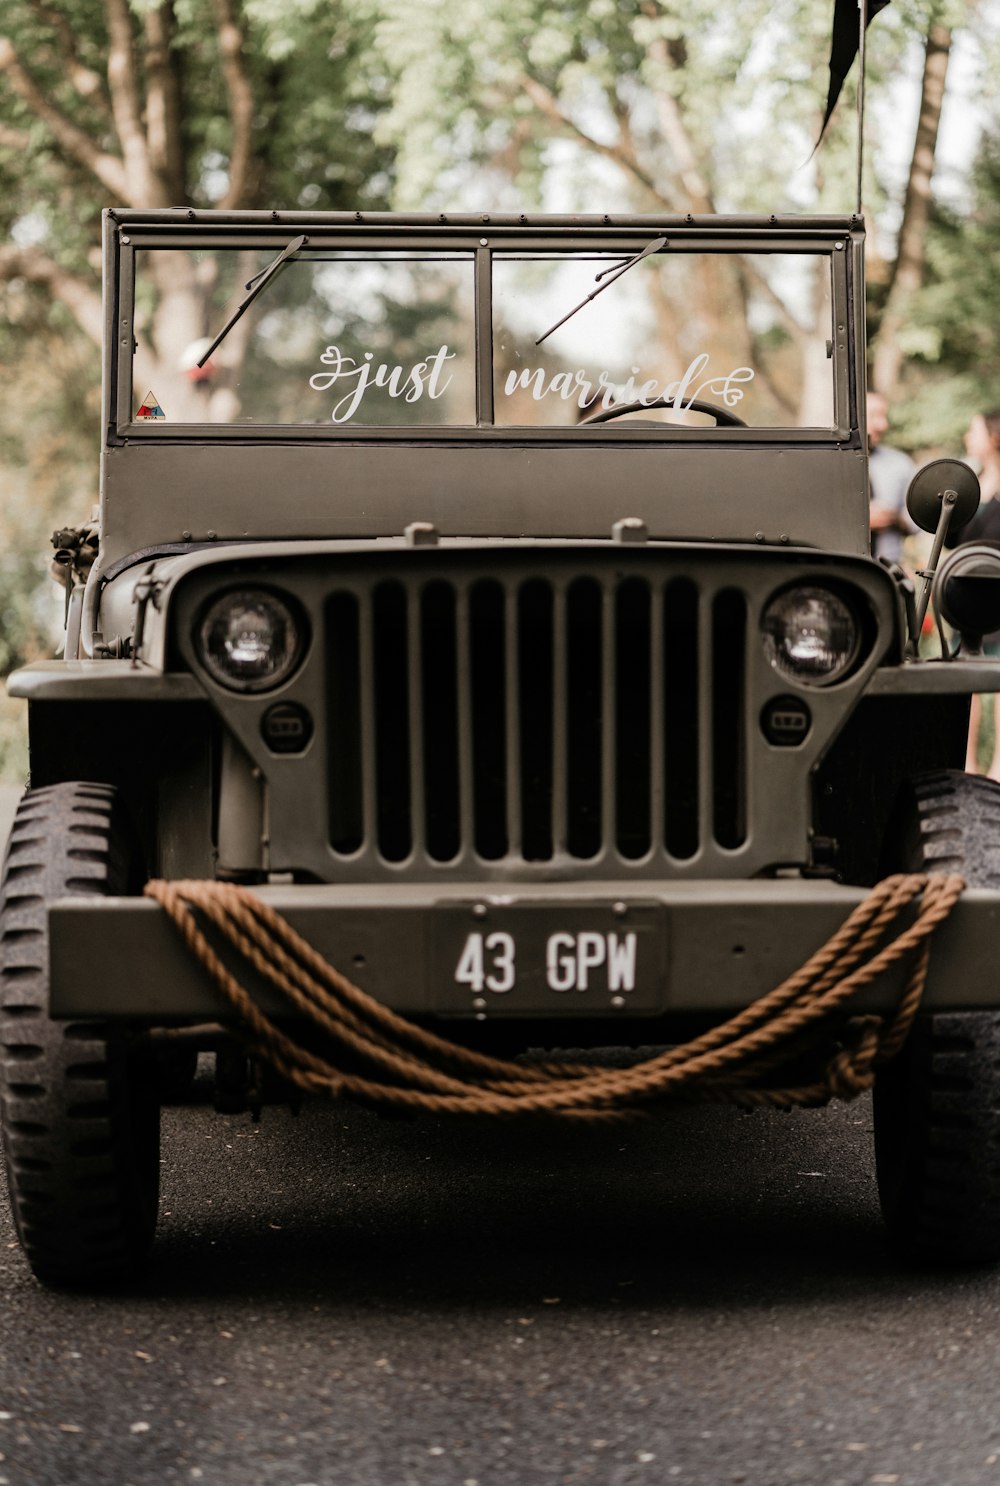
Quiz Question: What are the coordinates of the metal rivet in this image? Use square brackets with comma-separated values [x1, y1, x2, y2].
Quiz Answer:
[611, 996, 626, 1009]
[754, 531, 765, 542]
[835, 241, 844, 250]
[613, 901, 627, 917]
[207, 530, 217, 539]
[473, 998, 486, 1010]
[480, 237, 488, 246]
[473, 903, 487, 919]
[779, 533, 789, 544]
[181, 530, 192, 540]
[121, 235, 131, 245]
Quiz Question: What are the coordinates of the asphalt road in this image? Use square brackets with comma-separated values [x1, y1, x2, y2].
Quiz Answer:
[2, 792, 1000, 1486]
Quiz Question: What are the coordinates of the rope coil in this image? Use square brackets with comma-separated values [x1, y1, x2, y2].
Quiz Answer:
[144, 872, 965, 1120]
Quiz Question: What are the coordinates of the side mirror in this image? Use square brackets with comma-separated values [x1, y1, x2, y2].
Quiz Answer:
[903, 460, 981, 656]
[906, 457, 981, 535]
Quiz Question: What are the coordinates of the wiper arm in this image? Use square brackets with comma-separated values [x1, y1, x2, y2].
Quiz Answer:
[534, 235, 667, 347]
[197, 233, 309, 368]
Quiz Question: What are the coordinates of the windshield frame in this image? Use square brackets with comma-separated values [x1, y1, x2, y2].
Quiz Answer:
[108, 214, 859, 446]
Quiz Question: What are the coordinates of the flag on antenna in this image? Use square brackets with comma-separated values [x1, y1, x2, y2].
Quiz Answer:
[818, 0, 891, 145]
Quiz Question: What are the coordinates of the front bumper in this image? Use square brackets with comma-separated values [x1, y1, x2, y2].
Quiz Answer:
[49, 879, 1000, 1023]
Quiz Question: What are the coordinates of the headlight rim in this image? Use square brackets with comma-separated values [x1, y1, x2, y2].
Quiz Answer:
[761, 580, 864, 689]
[195, 584, 309, 694]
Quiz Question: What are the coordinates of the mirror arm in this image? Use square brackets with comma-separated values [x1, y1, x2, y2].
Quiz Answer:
[909, 488, 958, 656]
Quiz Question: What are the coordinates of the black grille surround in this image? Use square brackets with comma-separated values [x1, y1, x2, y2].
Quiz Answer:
[333, 571, 746, 866]
[175, 545, 899, 883]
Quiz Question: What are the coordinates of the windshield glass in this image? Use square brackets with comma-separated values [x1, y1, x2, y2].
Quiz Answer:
[129, 240, 836, 430]
[494, 250, 832, 428]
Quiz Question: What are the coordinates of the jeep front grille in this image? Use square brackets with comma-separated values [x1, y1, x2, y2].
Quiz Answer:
[324, 570, 749, 870]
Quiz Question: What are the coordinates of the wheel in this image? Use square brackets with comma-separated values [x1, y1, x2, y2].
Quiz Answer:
[873, 770, 1000, 1264]
[0, 783, 160, 1285]
[581, 396, 747, 427]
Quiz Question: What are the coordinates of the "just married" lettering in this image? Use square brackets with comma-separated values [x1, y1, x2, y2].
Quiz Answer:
[307, 346, 753, 421]
[504, 352, 753, 412]
[308, 344, 455, 423]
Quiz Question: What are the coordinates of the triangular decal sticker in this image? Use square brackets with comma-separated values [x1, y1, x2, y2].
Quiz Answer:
[135, 390, 166, 419]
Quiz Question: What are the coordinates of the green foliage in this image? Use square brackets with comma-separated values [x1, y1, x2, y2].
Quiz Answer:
[889, 132, 1000, 449]
[356, 0, 941, 217]
[0, 0, 400, 778]
[0, 319, 96, 784]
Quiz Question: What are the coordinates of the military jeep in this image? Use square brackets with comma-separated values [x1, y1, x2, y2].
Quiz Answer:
[4, 208, 1000, 1285]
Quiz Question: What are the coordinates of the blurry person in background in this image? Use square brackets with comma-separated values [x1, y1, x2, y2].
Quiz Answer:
[955, 410, 1000, 777]
[867, 391, 916, 565]
[958, 410, 1000, 541]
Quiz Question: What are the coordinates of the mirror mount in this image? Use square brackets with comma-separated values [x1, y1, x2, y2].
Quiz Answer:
[902, 459, 981, 656]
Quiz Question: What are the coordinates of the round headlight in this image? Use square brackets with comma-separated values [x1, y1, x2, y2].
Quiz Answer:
[934, 544, 1000, 640]
[198, 589, 304, 692]
[762, 585, 860, 686]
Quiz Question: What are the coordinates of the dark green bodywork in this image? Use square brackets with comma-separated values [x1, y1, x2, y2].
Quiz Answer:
[10, 208, 1000, 1028]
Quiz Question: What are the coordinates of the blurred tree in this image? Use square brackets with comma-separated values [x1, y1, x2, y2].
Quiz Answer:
[0, 0, 393, 416]
[0, 0, 395, 776]
[887, 130, 1000, 448]
[359, 0, 973, 423]
[869, 9, 957, 400]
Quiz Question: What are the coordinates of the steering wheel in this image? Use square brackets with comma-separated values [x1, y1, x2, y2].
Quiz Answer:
[581, 396, 746, 428]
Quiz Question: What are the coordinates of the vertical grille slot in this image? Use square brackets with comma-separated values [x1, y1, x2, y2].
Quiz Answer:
[518, 579, 554, 861]
[615, 578, 652, 859]
[566, 578, 603, 858]
[326, 591, 363, 855]
[664, 577, 700, 860]
[372, 580, 412, 861]
[711, 588, 748, 849]
[470, 580, 507, 859]
[421, 581, 460, 862]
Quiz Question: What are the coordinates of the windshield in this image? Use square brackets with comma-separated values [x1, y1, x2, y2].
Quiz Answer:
[127, 237, 838, 432]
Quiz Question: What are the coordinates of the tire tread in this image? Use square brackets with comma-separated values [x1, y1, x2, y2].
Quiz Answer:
[0, 783, 159, 1286]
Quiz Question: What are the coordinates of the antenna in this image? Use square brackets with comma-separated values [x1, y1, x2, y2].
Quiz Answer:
[856, 0, 866, 214]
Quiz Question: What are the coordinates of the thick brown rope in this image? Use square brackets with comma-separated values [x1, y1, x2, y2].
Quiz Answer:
[144, 872, 965, 1119]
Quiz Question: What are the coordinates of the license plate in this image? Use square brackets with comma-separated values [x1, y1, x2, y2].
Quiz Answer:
[431, 902, 665, 1016]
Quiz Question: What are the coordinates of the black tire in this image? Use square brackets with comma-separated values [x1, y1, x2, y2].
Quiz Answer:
[0, 783, 160, 1285]
[874, 770, 1000, 1264]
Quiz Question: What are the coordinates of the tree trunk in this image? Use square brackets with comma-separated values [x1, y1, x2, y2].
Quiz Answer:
[870, 22, 952, 400]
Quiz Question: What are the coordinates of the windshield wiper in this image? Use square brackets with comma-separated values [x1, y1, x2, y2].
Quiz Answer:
[534, 235, 667, 347]
[197, 233, 309, 368]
